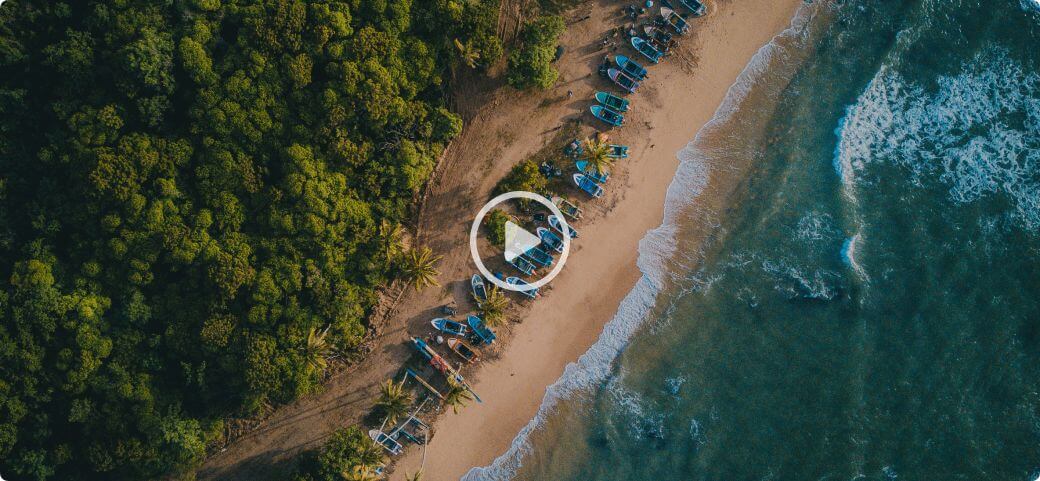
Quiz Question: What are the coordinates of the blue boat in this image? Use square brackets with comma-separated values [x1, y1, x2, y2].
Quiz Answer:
[573, 173, 605, 198]
[506, 276, 539, 299]
[431, 317, 468, 336]
[608, 144, 629, 158]
[660, 7, 690, 34]
[575, 160, 610, 184]
[615, 54, 648, 80]
[471, 274, 487, 302]
[678, 0, 706, 16]
[549, 214, 579, 239]
[590, 105, 623, 127]
[467, 315, 496, 344]
[537, 227, 564, 253]
[631, 37, 663, 63]
[607, 68, 640, 93]
[594, 91, 629, 112]
[524, 246, 554, 267]
[509, 254, 537, 275]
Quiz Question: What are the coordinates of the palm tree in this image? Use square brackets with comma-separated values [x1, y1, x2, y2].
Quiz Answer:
[453, 38, 480, 69]
[353, 436, 385, 472]
[303, 326, 331, 374]
[443, 379, 474, 414]
[341, 464, 378, 481]
[376, 378, 413, 425]
[400, 246, 442, 291]
[477, 286, 509, 327]
[378, 219, 404, 265]
[582, 138, 615, 175]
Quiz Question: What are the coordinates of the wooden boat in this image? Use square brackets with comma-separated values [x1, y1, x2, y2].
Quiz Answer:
[369, 429, 404, 455]
[537, 227, 564, 253]
[608, 144, 629, 158]
[590, 105, 624, 127]
[573, 173, 605, 198]
[552, 196, 583, 220]
[470, 274, 487, 302]
[447, 338, 481, 363]
[575, 160, 610, 184]
[615, 54, 648, 80]
[660, 7, 690, 34]
[644, 25, 674, 47]
[509, 254, 537, 275]
[607, 67, 640, 93]
[506, 276, 539, 299]
[524, 246, 554, 267]
[678, 0, 707, 16]
[594, 91, 630, 112]
[467, 315, 496, 344]
[411, 337, 483, 402]
[630, 37, 663, 63]
[431, 317, 468, 336]
[549, 214, 579, 239]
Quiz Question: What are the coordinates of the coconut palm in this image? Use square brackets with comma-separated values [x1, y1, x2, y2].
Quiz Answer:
[453, 38, 480, 69]
[341, 464, 378, 481]
[400, 246, 442, 291]
[355, 436, 385, 470]
[303, 326, 331, 374]
[376, 378, 413, 425]
[443, 379, 474, 414]
[582, 137, 615, 175]
[477, 286, 509, 327]
[378, 219, 404, 265]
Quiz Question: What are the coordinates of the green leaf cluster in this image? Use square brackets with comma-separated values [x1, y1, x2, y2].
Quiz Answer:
[506, 15, 566, 90]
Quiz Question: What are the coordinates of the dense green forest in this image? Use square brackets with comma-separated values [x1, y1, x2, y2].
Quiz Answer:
[0, 1, 501, 480]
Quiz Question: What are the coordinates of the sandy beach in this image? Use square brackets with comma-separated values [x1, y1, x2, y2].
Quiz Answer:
[196, 1, 803, 480]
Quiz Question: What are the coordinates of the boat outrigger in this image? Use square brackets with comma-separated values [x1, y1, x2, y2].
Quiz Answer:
[410, 337, 482, 402]
[552, 196, 583, 220]
[595, 91, 629, 112]
[509, 254, 537, 275]
[576, 160, 610, 184]
[607, 68, 640, 93]
[615, 54, 648, 80]
[467, 315, 496, 344]
[549, 214, 579, 239]
[537, 227, 564, 253]
[470, 274, 487, 302]
[660, 7, 691, 34]
[369, 429, 404, 455]
[590, 105, 624, 127]
[574, 173, 605, 198]
[447, 338, 481, 363]
[631, 37, 663, 63]
[431, 317, 468, 336]
[506, 276, 539, 299]
[524, 246, 554, 267]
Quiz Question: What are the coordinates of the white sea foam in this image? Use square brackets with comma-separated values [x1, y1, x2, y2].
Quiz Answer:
[461, 3, 823, 480]
[841, 233, 868, 281]
[835, 48, 1040, 231]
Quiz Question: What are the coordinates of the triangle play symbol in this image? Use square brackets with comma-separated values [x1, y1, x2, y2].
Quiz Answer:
[504, 221, 541, 262]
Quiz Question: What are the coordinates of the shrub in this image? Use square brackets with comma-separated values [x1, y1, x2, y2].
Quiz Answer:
[507, 15, 566, 90]
[495, 159, 548, 196]
[485, 209, 509, 247]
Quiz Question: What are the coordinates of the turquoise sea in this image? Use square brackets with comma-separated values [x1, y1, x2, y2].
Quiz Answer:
[467, 0, 1040, 480]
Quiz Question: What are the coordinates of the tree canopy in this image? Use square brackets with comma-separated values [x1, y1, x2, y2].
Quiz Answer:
[0, 1, 501, 480]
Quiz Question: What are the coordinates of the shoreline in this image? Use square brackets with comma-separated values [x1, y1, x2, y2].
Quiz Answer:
[392, 0, 806, 479]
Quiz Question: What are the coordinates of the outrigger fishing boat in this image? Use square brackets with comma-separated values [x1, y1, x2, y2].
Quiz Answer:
[552, 196, 583, 220]
[677, 0, 707, 16]
[506, 276, 539, 299]
[410, 337, 482, 402]
[615, 54, 648, 80]
[574, 173, 605, 198]
[467, 315, 496, 344]
[594, 91, 629, 112]
[369, 429, 404, 455]
[537, 227, 564, 253]
[590, 105, 624, 127]
[524, 246, 554, 267]
[431, 317, 468, 336]
[576, 160, 610, 184]
[607, 144, 629, 158]
[631, 37, 663, 63]
[446, 338, 481, 363]
[549, 214, 579, 239]
[509, 254, 537, 275]
[644, 26, 674, 51]
[607, 68, 640, 93]
[660, 7, 690, 34]
[470, 274, 487, 302]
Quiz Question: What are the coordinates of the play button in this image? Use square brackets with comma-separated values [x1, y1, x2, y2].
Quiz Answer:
[504, 221, 541, 262]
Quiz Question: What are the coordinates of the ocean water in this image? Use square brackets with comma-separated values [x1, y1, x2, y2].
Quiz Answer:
[466, 0, 1040, 480]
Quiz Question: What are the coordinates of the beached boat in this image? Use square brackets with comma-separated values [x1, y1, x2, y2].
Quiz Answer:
[575, 160, 610, 184]
[644, 25, 674, 48]
[369, 429, 404, 455]
[631, 37, 663, 63]
[660, 7, 690, 34]
[590, 105, 624, 127]
[552, 196, 583, 220]
[574, 173, 605, 198]
[506, 276, 539, 299]
[549, 214, 579, 239]
[431, 317, 468, 336]
[411, 337, 483, 402]
[509, 254, 537, 275]
[678, 0, 707, 16]
[607, 68, 640, 93]
[537, 227, 564, 253]
[467, 315, 496, 344]
[470, 274, 487, 302]
[447, 338, 481, 363]
[594, 91, 630, 112]
[615, 54, 648, 80]
[524, 246, 554, 267]
[608, 144, 629, 158]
